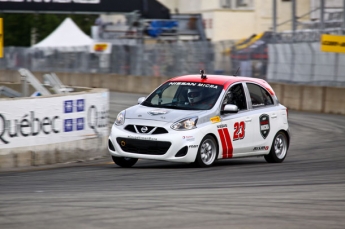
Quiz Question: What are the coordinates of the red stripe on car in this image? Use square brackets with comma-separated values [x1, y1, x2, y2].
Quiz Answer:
[223, 128, 233, 158]
[217, 129, 228, 158]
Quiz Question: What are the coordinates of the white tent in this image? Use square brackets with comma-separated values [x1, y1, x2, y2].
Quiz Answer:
[32, 17, 93, 51]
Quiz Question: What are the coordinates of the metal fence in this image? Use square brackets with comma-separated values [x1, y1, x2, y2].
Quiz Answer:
[267, 42, 345, 87]
[0, 41, 216, 78]
[0, 38, 344, 87]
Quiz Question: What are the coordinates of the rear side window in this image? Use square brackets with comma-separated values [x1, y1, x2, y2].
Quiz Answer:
[246, 83, 273, 108]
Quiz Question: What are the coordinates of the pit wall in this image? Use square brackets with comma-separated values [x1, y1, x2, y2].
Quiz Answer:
[0, 84, 109, 170]
[1, 70, 344, 115]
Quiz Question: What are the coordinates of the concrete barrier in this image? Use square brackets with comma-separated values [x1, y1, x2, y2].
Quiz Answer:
[269, 83, 344, 115]
[1, 70, 344, 115]
[0, 82, 109, 171]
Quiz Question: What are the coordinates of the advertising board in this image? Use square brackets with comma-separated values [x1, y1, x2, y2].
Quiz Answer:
[90, 42, 112, 54]
[321, 34, 345, 54]
[0, 91, 109, 149]
[0, 0, 170, 19]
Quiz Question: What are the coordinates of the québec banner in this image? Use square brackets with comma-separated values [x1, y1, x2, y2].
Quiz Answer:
[0, 91, 109, 149]
[0, 0, 170, 19]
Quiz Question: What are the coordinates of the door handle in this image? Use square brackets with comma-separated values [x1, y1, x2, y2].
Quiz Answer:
[245, 117, 252, 122]
[271, 114, 277, 119]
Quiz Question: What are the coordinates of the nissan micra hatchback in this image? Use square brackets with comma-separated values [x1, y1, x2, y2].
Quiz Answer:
[108, 73, 290, 167]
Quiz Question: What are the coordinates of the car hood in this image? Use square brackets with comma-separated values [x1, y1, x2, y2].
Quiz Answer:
[125, 105, 206, 123]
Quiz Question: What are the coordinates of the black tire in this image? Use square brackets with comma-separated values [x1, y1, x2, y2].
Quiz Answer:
[264, 131, 288, 163]
[112, 156, 138, 168]
[194, 135, 218, 167]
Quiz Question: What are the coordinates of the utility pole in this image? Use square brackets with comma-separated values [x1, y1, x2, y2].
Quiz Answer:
[320, 0, 325, 32]
[292, 0, 297, 40]
[272, 0, 277, 42]
[343, 0, 345, 34]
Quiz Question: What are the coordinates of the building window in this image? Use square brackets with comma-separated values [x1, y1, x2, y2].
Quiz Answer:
[221, 0, 254, 10]
[234, 0, 254, 9]
[221, 0, 231, 8]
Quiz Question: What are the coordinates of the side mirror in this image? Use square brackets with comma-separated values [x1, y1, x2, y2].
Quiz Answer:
[221, 104, 238, 114]
[138, 97, 145, 104]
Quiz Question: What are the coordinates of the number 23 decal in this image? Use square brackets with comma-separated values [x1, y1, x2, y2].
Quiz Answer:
[233, 121, 245, 141]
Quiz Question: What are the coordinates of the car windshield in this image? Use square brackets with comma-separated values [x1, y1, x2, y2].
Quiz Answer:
[142, 81, 223, 110]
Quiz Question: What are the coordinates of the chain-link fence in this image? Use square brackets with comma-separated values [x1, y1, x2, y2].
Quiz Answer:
[0, 38, 344, 87]
[0, 41, 216, 78]
[267, 42, 345, 87]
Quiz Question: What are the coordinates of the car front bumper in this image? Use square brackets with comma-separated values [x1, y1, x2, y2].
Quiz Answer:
[108, 119, 205, 163]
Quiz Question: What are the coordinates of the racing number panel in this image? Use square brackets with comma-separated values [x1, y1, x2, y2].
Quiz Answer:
[233, 121, 245, 141]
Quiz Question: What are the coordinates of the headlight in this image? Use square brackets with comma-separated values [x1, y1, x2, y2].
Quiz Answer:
[114, 110, 126, 126]
[171, 117, 198, 131]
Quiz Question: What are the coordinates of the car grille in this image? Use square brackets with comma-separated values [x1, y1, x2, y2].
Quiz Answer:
[124, 125, 169, 134]
[116, 137, 171, 155]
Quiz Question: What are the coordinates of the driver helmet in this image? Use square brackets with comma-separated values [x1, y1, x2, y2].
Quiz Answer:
[187, 88, 203, 103]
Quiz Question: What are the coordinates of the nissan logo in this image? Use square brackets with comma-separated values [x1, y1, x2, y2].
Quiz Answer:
[141, 126, 148, 133]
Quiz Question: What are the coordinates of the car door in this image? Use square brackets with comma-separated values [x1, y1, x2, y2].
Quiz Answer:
[219, 83, 254, 158]
[244, 82, 279, 155]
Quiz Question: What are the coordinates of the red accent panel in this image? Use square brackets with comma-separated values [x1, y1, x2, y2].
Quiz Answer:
[260, 121, 269, 125]
[223, 128, 233, 158]
[167, 75, 276, 95]
[217, 129, 228, 158]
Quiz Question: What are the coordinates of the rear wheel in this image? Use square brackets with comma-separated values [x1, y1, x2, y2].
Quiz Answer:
[194, 135, 218, 167]
[112, 156, 138, 168]
[265, 131, 288, 163]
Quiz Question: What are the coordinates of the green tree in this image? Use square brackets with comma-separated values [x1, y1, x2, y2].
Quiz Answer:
[0, 13, 97, 47]
[0, 14, 33, 46]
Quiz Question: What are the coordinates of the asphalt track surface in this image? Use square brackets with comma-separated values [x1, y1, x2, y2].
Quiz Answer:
[0, 92, 344, 229]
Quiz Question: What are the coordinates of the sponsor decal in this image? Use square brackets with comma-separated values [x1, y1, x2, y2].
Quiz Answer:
[64, 99, 85, 113]
[217, 125, 233, 159]
[148, 109, 169, 116]
[182, 136, 195, 142]
[127, 135, 157, 141]
[76, 118, 84, 131]
[253, 146, 269, 151]
[259, 114, 270, 139]
[87, 105, 108, 133]
[90, 42, 112, 54]
[169, 82, 219, 89]
[63, 99, 85, 133]
[64, 119, 73, 132]
[217, 124, 227, 128]
[321, 34, 345, 53]
[76, 99, 84, 112]
[0, 112, 59, 144]
[0, 93, 108, 148]
[210, 116, 221, 124]
[189, 145, 198, 148]
[64, 100, 73, 113]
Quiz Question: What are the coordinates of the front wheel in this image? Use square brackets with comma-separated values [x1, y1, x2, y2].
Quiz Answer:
[112, 156, 138, 168]
[265, 131, 288, 163]
[194, 135, 218, 167]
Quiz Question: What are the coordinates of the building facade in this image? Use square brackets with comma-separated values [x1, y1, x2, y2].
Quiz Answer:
[158, 0, 312, 41]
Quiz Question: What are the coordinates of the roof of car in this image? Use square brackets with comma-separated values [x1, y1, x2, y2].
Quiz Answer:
[169, 74, 275, 95]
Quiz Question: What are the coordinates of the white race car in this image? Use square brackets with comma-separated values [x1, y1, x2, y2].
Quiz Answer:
[108, 72, 290, 167]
